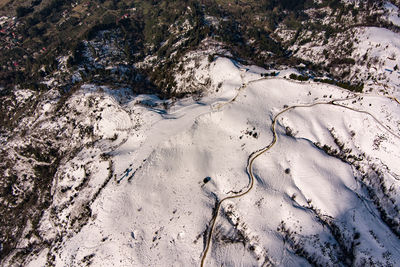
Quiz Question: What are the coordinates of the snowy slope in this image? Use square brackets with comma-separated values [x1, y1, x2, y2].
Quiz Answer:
[19, 57, 400, 267]
[384, 2, 400, 27]
[288, 13, 400, 97]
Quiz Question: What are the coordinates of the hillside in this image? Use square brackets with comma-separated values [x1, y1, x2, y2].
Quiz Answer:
[1, 0, 400, 266]
[1, 55, 400, 266]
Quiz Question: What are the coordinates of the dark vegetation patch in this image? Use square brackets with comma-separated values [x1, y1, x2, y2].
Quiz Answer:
[0, 0, 384, 96]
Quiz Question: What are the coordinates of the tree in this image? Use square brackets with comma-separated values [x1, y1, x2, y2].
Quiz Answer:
[16, 6, 33, 18]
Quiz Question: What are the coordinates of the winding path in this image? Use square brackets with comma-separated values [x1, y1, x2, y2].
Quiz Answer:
[200, 83, 400, 266]
[390, 96, 400, 105]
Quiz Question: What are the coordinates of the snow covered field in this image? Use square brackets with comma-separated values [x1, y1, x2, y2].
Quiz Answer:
[24, 57, 400, 266]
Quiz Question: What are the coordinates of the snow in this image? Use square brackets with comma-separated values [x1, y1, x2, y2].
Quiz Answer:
[71, 71, 83, 83]
[26, 249, 49, 267]
[384, 2, 400, 27]
[353, 26, 400, 95]
[24, 57, 400, 266]
[14, 89, 34, 103]
[288, 20, 400, 96]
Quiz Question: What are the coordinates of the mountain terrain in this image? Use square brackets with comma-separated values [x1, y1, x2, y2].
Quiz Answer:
[1, 0, 400, 266]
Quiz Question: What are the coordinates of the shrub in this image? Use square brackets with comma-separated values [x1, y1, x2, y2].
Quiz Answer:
[16, 6, 34, 18]
[331, 58, 356, 66]
[261, 71, 278, 77]
[289, 73, 309, 81]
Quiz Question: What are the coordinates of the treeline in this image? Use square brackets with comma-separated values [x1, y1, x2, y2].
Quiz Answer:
[289, 74, 364, 92]
[314, 78, 364, 92]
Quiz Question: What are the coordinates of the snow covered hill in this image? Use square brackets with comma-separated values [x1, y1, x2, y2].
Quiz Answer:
[7, 56, 399, 266]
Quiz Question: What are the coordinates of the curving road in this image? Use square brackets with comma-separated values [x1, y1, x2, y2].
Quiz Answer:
[390, 96, 400, 105]
[200, 82, 400, 266]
